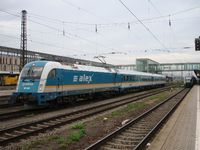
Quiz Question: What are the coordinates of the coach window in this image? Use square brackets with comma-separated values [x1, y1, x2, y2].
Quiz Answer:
[124, 76, 126, 81]
[126, 76, 128, 81]
[48, 69, 56, 79]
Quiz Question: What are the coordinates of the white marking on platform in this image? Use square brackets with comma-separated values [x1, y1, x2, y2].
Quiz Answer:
[196, 86, 200, 150]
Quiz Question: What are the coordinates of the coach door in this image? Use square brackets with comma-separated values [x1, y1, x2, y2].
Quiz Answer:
[114, 73, 121, 87]
[47, 69, 61, 92]
[56, 70, 63, 93]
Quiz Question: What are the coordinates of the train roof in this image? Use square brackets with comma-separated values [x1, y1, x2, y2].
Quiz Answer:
[117, 69, 165, 77]
[26, 61, 165, 77]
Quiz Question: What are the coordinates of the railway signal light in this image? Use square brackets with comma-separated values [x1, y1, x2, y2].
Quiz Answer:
[195, 37, 200, 51]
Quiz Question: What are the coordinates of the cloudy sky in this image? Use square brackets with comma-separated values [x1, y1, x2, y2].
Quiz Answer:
[0, 0, 200, 65]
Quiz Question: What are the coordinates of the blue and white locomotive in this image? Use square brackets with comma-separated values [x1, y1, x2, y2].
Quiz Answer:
[12, 61, 166, 106]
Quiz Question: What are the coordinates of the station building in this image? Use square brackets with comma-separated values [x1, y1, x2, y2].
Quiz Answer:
[116, 58, 200, 81]
[0, 46, 113, 74]
[1, 46, 200, 81]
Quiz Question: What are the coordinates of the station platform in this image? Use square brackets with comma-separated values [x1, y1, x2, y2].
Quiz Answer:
[0, 90, 14, 104]
[147, 85, 200, 150]
[0, 90, 15, 97]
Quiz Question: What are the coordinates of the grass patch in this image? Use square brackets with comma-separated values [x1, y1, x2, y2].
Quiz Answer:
[71, 122, 85, 130]
[148, 90, 177, 102]
[57, 123, 86, 149]
[22, 135, 59, 150]
[106, 88, 181, 119]
[68, 129, 86, 142]
[108, 102, 146, 118]
[22, 122, 86, 150]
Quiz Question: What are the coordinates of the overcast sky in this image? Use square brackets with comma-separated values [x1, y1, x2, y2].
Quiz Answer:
[0, 0, 200, 65]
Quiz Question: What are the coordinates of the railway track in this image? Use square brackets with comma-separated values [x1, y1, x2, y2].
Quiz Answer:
[0, 86, 178, 146]
[0, 86, 174, 121]
[0, 107, 47, 121]
[0, 95, 23, 109]
[0, 96, 12, 108]
[0, 103, 23, 109]
[86, 88, 190, 150]
[0, 86, 16, 91]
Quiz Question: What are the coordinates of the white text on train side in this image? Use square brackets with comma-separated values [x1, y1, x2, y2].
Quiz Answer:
[73, 74, 93, 83]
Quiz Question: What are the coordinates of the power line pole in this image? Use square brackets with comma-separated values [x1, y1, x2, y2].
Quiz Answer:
[20, 10, 27, 71]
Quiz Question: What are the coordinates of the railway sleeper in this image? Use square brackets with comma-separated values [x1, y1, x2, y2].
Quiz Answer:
[0, 136, 8, 140]
[122, 130, 148, 136]
[121, 132, 145, 138]
[126, 128, 150, 133]
[124, 131, 149, 136]
[64, 115, 74, 119]
[132, 124, 150, 128]
[36, 124, 49, 128]
[118, 135, 144, 141]
[99, 147, 118, 150]
[30, 126, 42, 130]
[105, 141, 134, 149]
[4, 133, 17, 137]
[42, 122, 55, 126]
[55, 118, 65, 122]
[21, 128, 35, 132]
[111, 138, 138, 145]
[71, 113, 84, 119]
[49, 120, 62, 124]
[14, 130, 26, 134]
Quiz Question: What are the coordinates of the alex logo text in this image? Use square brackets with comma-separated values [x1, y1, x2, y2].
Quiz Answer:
[73, 74, 93, 83]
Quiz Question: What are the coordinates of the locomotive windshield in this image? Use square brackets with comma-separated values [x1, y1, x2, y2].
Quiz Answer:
[21, 66, 44, 79]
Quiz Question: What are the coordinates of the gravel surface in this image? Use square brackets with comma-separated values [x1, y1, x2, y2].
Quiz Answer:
[0, 89, 154, 129]
[1, 88, 181, 150]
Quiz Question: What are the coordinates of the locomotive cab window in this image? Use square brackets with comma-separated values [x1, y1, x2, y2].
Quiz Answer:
[21, 66, 44, 79]
[48, 69, 56, 79]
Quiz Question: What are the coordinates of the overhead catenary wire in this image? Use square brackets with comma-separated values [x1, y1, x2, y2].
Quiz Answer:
[0, 9, 20, 18]
[61, 0, 108, 22]
[0, 7, 198, 55]
[28, 18, 118, 52]
[0, 33, 88, 54]
[0, 9, 118, 52]
[0, 9, 120, 54]
[0, 31, 190, 57]
[118, 0, 167, 49]
[26, 5, 200, 27]
[148, 0, 162, 16]
[1, 5, 200, 28]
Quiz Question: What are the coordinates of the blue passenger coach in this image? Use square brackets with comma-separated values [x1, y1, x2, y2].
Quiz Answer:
[12, 61, 166, 106]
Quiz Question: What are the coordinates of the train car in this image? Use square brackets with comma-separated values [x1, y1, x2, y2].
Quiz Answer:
[166, 75, 173, 82]
[184, 76, 193, 87]
[117, 70, 165, 92]
[11, 61, 166, 106]
[184, 73, 198, 88]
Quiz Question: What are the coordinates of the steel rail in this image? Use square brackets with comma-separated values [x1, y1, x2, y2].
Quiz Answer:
[0, 87, 175, 146]
[0, 86, 173, 121]
[85, 88, 190, 150]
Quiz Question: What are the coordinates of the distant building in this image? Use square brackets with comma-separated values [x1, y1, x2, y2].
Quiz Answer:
[136, 58, 160, 73]
[115, 58, 200, 81]
[0, 46, 113, 73]
[116, 58, 160, 73]
[0, 53, 20, 73]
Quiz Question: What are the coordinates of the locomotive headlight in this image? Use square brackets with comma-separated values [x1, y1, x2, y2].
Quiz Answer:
[39, 83, 44, 91]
